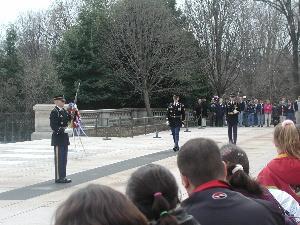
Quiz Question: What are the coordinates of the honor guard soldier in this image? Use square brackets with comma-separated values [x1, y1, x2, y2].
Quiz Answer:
[226, 93, 240, 144]
[50, 95, 72, 183]
[166, 95, 185, 152]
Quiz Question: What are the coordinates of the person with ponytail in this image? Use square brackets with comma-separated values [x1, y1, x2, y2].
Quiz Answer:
[220, 144, 265, 198]
[258, 120, 300, 203]
[221, 144, 300, 224]
[126, 164, 199, 225]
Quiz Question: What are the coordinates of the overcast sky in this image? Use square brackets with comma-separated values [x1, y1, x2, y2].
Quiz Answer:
[0, 0, 52, 25]
[0, 0, 185, 26]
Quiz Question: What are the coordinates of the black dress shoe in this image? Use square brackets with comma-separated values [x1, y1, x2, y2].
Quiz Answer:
[55, 178, 72, 183]
[62, 178, 72, 183]
[173, 146, 179, 152]
[55, 179, 64, 183]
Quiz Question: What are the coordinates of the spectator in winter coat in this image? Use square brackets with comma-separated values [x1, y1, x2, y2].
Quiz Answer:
[264, 100, 273, 127]
[258, 120, 300, 203]
[216, 98, 226, 127]
[279, 98, 288, 122]
[247, 100, 255, 127]
[255, 99, 264, 127]
[194, 99, 203, 128]
[201, 99, 208, 128]
[287, 100, 296, 122]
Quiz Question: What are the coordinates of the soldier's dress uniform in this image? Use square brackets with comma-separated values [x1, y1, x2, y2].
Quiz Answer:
[226, 97, 240, 144]
[50, 97, 72, 183]
[166, 101, 185, 151]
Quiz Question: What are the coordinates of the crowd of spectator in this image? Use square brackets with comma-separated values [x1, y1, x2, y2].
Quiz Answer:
[54, 120, 300, 225]
[193, 96, 300, 128]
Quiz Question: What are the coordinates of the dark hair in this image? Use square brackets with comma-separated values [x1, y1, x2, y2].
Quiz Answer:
[55, 184, 148, 225]
[220, 144, 263, 196]
[177, 138, 224, 186]
[126, 164, 179, 225]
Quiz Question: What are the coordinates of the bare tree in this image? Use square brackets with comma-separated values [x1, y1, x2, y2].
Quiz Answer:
[235, 2, 289, 99]
[252, 4, 292, 100]
[16, 12, 63, 111]
[107, 0, 196, 116]
[254, 0, 300, 96]
[45, 0, 82, 48]
[185, 0, 246, 96]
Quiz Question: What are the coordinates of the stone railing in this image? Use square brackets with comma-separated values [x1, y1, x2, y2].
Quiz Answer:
[31, 105, 168, 140]
[0, 113, 34, 143]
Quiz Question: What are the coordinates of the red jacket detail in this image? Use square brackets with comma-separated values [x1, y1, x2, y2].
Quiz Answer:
[264, 104, 273, 114]
[257, 154, 300, 203]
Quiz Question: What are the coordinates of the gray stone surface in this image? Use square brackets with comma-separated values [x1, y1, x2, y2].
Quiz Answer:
[0, 150, 174, 200]
[0, 127, 276, 225]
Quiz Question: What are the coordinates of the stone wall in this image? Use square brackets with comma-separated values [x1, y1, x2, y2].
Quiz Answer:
[31, 104, 167, 140]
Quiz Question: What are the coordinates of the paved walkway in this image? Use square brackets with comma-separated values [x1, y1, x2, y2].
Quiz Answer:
[0, 127, 276, 225]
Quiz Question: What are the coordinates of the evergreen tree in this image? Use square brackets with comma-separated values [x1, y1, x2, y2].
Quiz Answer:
[0, 25, 23, 112]
[55, 0, 111, 107]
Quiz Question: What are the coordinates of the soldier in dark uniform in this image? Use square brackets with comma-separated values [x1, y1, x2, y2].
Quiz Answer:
[166, 95, 185, 152]
[194, 98, 202, 128]
[226, 93, 240, 144]
[50, 95, 72, 183]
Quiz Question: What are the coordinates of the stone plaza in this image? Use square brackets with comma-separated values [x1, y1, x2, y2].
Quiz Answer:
[0, 127, 276, 225]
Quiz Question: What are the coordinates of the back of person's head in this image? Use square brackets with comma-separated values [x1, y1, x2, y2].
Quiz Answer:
[220, 144, 263, 196]
[126, 164, 179, 225]
[55, 184, 148, 225]
[177, 138, 225, 187]
[274, 120, 300, 159]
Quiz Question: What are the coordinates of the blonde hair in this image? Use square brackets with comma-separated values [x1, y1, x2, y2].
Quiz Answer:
[274, 120, 300, 159]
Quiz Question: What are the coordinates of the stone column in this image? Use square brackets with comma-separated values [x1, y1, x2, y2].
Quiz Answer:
[31, 104, 66, 140]
[31, 104, 55, 140]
